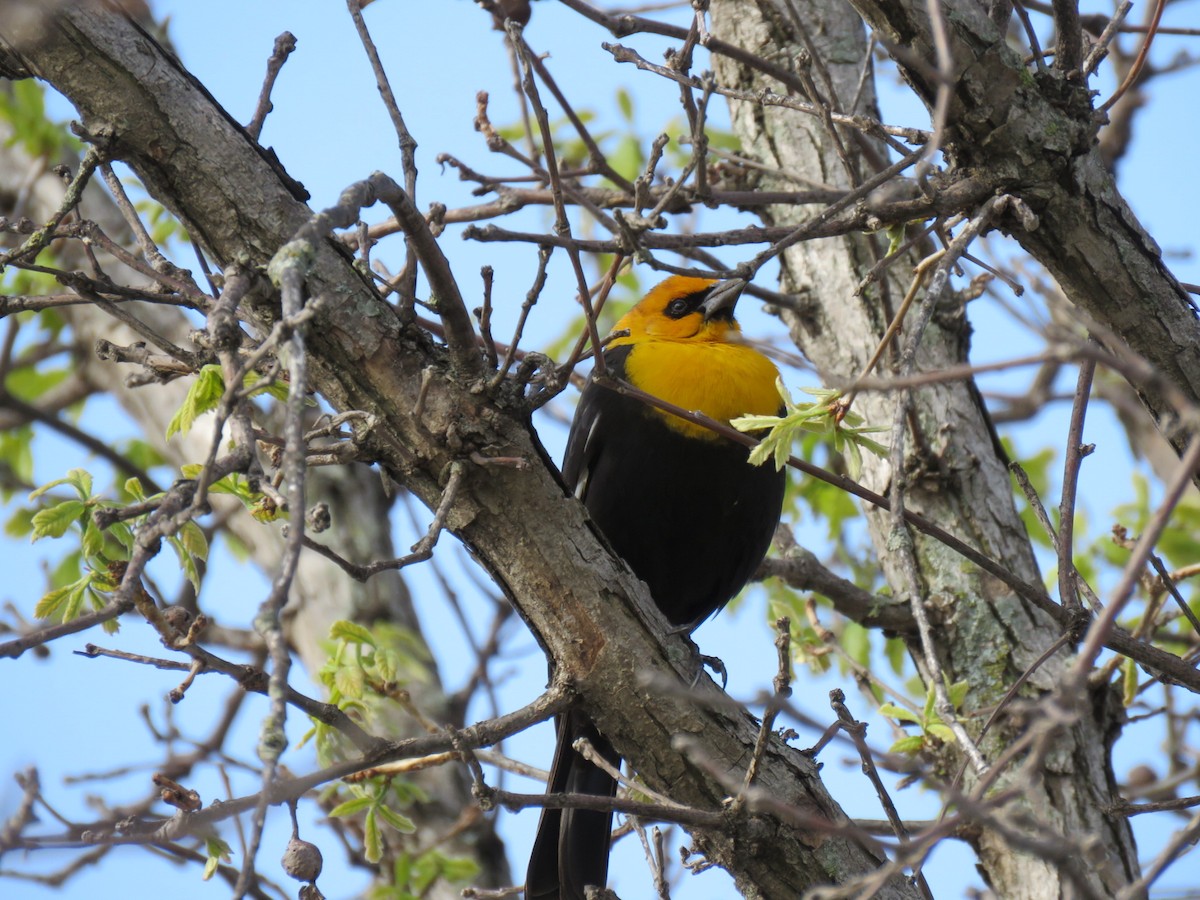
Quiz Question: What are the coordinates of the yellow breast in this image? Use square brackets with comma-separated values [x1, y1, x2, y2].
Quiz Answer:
[622, 338, 781, 440]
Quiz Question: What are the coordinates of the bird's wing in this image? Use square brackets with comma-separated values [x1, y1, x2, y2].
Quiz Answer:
[561, 345, 632, 501]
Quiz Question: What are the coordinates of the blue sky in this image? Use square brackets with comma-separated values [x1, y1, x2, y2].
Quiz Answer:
[3, 1, 1199, 898]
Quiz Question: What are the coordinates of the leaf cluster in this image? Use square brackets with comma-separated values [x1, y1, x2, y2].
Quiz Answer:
[732, 385, 889, 479]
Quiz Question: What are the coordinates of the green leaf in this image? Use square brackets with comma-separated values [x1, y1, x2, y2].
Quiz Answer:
[0, 425, 34, 498]
[135, 198, 190, 246]
[47, 549, 82, 590]
[890, 734, 925, 755]
[732, 382, 888, 473]
[202, 836, 232, 881]
[334, 664, 366, 700]
[295, 724, 316, 751]
[4, 365, 69, 402]
[166, 365, 225, 439]
[29, 474, 75, 501]
[926, 723, 955, 744]
[1122, 656, 1138, 707]
[168, 534, 202, 594]
[5, 507, 35, 538]
[180, 465, 261, 505]
[884, 636, 907, 676]
[841, 620, 870, 668]
[243, 369, 292, 402]
[608, 134, 644, 182]
[845, 438, 864, 481]
[745, 439, 773, 468]
[398, 781, 430, 805]
[31, 499, 86, 540]
[250, 497, 282, 522]
[394, 853, 413, 889]
[62, 574, 92, 622]
[376, 805, 416, 834]
[947, 679, 970, 710]
[336, 697, 369, 717]
[0, 80, 80, 157]
[81, 519, 105, 560]
[91, 563, 119, 591]
[615, 87, 634, 122]
[117, 438, 167, 476]
[65, 469, 93, 500]
[34, 581, 75, 620]
[878, 702, 921, 725]
[439, 856, 481, 884]
[124, 477, 147, 501]
[363, 809, 383, 864]
[107, 520, 135, 554]
[412, 852, 439, 893]
[328, 795, 374, 818]
[179, 520, 209, 561]
[375, 648, 400, 684]
[330, 620, 377, 647]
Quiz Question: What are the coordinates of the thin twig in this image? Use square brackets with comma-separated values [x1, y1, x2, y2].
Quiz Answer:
[838, 249, 945, 414]
[1083, 1, 1134, 76]
[828, 690, 935, 900]
[300, 461, 466, 581]
[1148, 554, 1200, 639]
[1116, 807, 1200, 899]
[1063, 435, 1200, 696]
[1099, 0, 1166, 112]
[345, 0, 419, 303]
[734, 617, 793, 807]
[492, 246, 551, 387]
[245, 32, 297, 141]
[235, 220, 314, 897]
[0, 145, 103, 268]
[477, 266, 499, 371]
[603, 41, 929, 148]
[1056, 357, 1097, 613]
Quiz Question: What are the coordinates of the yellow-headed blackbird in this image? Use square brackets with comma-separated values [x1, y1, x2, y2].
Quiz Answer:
[526, 275, 787, 900]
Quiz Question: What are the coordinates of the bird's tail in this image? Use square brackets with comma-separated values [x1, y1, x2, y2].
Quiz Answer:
[525, 709, 621, 900]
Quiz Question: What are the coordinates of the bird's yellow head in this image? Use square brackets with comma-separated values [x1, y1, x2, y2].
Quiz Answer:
[600, 275, 780, 439]
[609, 276, 742, 346]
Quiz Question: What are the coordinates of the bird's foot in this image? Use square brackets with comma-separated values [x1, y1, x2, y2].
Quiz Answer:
[697, 653, 728, 689]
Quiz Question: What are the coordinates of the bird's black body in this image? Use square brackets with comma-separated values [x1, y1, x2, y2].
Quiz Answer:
[562, 345, 786, 628]
[526, 326, 785, 899]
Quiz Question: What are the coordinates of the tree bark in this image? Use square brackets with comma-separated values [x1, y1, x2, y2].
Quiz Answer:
[0, 5, 919, 895]
[708, 0, 1138, 895]
[847, 0, 1200, 460]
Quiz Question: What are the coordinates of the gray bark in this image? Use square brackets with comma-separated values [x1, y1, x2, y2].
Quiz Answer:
[709, 0, 1138, 895]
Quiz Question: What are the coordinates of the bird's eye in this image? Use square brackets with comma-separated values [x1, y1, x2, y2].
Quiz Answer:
[666, 297, 691, 318]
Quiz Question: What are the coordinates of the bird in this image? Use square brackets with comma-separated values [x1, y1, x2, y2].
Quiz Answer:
[526, 274, 787, 900]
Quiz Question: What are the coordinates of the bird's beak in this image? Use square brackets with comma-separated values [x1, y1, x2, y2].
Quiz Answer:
[700, 279, 746, 322]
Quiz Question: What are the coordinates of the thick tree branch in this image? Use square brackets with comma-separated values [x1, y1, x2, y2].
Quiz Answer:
[0, 6, 916, 895]
[849, 0, 1200, 463]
